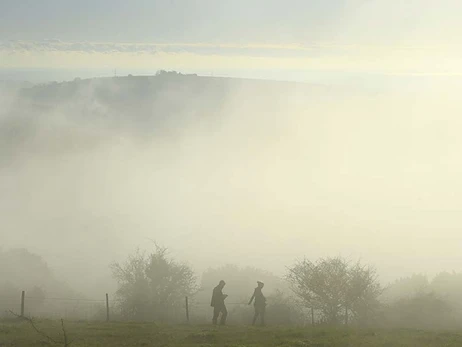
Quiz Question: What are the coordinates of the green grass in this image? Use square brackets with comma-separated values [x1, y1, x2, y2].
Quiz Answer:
[2, 320, 462, 346]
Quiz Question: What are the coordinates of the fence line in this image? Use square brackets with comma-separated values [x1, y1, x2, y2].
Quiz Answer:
[0, 291, 260, 323]
[27, 297, 105, 302]
[1, 292, 321, 326]
[0, 295, 105, 303]
[0, 291, 110, 322]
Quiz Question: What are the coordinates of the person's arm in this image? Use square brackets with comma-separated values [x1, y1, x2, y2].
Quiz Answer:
[248, 290, 256, 305]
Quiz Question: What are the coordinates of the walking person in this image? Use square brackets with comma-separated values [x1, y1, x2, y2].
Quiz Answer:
[211, 280, 228, 325]
[248, 281, 266, 326]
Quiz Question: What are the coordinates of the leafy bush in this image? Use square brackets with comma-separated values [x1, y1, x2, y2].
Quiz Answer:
[111, 245, 197, 322]
[286, 256, 382, 325]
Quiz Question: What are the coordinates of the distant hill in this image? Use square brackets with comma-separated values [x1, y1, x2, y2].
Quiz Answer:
[16, 71, 336, 129]
[0, 71, 348, 166]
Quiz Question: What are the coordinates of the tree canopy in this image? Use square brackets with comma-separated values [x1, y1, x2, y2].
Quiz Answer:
[286, 256, 382, 325]
[111, 245, 197, 322]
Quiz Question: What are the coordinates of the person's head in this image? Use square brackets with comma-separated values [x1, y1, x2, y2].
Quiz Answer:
[219, 280, 226, 288]
[257, 281, 264, 288]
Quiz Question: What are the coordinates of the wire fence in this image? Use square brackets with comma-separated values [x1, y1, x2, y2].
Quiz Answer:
[0, 292, 315, 326]
[0, 292, 108, 321]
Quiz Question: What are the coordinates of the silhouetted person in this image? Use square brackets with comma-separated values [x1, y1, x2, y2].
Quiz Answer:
[211, 280, 228, 325]
[248, 281, 266, 326]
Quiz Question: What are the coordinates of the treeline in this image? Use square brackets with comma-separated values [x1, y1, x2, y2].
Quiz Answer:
[109, 245, 462, 328]
[0, 248, 88, 319]
[3, 247, 462, 329]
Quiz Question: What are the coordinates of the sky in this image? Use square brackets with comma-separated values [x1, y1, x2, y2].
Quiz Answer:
[2, 0, 462, 82]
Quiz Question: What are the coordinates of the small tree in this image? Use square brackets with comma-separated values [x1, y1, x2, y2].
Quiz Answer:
[111, 245, 197, 322]
[346, 261, 382, 325]
[286, 256, 381, 325]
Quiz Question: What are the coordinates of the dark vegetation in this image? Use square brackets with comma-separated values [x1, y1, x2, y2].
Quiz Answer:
[3, 246, 462, 331]
[110, 245, 197, 322]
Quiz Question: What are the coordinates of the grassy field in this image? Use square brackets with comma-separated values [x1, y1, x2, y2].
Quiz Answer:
[2, 320, 462, 346]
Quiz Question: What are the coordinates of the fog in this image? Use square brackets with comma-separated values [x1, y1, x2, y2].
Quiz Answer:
[1, 73, 462, 300]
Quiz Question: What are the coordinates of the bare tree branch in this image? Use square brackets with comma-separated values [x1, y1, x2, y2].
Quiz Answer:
[60, 319, 72, 347]
[9, 310, 74, 346]
[9, 310, 59, 345]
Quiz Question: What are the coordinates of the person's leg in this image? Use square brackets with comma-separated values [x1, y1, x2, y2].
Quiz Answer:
[212, 306, 220, 325]
[252, 307, 259, 326]
[220, 306, 228, 325]
[260, 307, 265, 326]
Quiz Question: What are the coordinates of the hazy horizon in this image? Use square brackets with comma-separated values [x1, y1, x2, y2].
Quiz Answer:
[2, 0, 462, 300]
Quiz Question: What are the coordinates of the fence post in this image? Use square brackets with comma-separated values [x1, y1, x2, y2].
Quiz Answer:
[311, 307, 314, 327]
[20, 291, 25, 317]
[345, 306, 348, 326]
[185, 296, 190, 324]
[106, 293, 110, 322]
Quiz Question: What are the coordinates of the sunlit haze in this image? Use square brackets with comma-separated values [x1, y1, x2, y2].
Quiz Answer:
[1, 0, 462, 308]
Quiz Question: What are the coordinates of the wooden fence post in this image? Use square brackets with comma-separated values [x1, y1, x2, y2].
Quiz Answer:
[106, 293, 110, 322]
[311, 307, 314, 327]
[21, 291, 25, 317]
[185, 296, 190, 323]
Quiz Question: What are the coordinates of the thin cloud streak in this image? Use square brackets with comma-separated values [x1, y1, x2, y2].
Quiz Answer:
[2, 40, 462, 77]
[2, 39, 461, 54]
